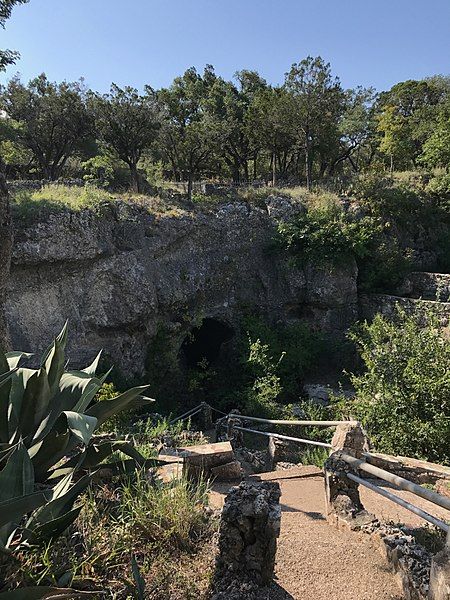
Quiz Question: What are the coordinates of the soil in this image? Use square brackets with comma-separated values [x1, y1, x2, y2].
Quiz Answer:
[210, 466, 450, 600]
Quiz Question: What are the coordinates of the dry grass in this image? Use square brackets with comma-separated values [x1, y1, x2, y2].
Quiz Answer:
[0, 473, 218, 599]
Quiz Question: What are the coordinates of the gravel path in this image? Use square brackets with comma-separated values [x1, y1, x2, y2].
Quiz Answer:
[210, 466, 450, 600]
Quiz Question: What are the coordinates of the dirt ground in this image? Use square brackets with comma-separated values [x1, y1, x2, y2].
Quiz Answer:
[210, 467, 450, 600]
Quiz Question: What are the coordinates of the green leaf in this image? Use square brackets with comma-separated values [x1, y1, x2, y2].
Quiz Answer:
[28, 473, 90, 528]
[0, 363, 16, 444]
[18, 368, 51, 440]
[0, 441, 34, 503]
[6, 352, 33, 370]
[131, 554, 146, 600]
[81, 350, 102, 376]
[68, 440, 146, 470]
[0, 490, 51, 529]
[31, 431, 71, 481]
[44, 324, 68, 397]
[63, 411, 97, 446]
[86, 385, 153, 426]
[31, 506, 82, 542]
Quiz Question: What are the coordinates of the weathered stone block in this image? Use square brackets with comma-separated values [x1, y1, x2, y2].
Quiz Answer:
[212, 481, 281, 599]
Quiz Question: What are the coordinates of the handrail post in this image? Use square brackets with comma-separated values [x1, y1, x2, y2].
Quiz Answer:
[324, 422, 375, 529]
[429, 536, 450, 600]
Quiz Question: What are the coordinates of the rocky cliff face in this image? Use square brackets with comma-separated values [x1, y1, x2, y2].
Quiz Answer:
[6, 197, 358, 378]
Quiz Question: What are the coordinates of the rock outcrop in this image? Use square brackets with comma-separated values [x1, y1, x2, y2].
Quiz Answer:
[6, 197, 358, 376]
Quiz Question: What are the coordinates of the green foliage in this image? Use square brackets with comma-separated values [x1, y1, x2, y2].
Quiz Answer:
[299, 447, 330, 468]
[81, 154, 130, 190]
[277, 202, 381, 266]
[334, 307, 450, 463]
[0, 473, 216, 598]
[89, 84, 160, 193]
[11, 184, 112, 222]
[2, 74, 92, 180]
[0, 324, 154, 552]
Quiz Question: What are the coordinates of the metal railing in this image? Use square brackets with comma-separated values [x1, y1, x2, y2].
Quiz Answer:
[337, 451, 450, 541]
[227, 414, 450, 544]
[226, 413, 350, 450]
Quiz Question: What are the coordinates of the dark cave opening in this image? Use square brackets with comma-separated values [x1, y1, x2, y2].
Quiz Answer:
[180, 318, 234, 368]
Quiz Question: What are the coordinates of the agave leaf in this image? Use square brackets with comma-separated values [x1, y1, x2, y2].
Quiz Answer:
[31, 431, 71, 482]
[0, 441, 34, 503]
[57, 370, 103, 413]
[18, 369, 51, 441]
[6, 352, 34, 370]
[86, 385, 153, 427]
[8, 369, 39, 443]
[28, 473, 90, 529]
[40, 321, 68, 367]
[63, 411, 97, 446]
[73, 367, 112, 414]
[0, 442, 35, 547]
[68, 440, 146, 470]
[31, 506, 82, 543]
[0, 490, 51, 529]
[43, 324, 68, 398]
[81, 350, 102, 376]
[0, 366, 17, 444]
[0, 587, 97, 599]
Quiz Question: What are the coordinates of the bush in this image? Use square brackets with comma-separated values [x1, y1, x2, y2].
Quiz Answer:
[277, 202, 380, 266]
[333, 306, 450, 463]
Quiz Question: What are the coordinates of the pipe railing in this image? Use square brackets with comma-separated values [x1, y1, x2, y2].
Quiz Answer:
[230, 414, 355, 427]
[338, 452, 450, 540]
[232, 425, 333, 449]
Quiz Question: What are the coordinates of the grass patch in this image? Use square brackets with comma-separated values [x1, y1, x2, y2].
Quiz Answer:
[11, 184, 113, 222]
[0, 473, 217, 599]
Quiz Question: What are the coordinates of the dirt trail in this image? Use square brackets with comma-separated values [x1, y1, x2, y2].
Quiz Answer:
[210, 466, 450, 600]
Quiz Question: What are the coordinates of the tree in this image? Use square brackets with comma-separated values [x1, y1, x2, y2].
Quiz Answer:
[328, 86, 377, 175]
[284, 56, 344, 189]
[246, 86, 296, 186]
[159, 66, 221, 200]
[376, 79, 449, 170]
[419, 99, 450, 170]
[0, 0, 29, 352]
[2, 74, 92, 180]
[0, 0, 28, 70]
[89, 84, 161, 193]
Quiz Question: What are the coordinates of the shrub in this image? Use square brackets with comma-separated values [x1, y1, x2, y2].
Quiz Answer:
[333, 306, 450, 463]
[277, 202, 380, 266]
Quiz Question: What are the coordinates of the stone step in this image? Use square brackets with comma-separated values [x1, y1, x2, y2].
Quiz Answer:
[399, 272, 450, 301]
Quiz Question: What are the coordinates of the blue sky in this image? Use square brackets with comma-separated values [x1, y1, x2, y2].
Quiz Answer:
[1, 0, 449, 92]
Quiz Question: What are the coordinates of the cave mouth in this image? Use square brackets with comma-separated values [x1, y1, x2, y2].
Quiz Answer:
[180, 318, 234, 368]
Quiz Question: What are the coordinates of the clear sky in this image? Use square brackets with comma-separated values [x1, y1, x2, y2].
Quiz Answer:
[1, 0, 449, 93]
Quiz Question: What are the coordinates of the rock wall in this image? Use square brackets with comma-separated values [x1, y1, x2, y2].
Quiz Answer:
[6, 197, 358, 377]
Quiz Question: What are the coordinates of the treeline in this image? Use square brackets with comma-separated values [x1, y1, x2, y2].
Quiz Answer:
[1, 56, 449, 197]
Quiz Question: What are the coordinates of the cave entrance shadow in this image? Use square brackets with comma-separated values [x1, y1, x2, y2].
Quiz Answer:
[179, 318, 234, 368]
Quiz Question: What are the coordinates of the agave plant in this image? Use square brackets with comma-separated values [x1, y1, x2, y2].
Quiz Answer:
[0, 323, 154, 552]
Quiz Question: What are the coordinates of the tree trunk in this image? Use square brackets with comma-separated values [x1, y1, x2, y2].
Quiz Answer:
[272, 150, 277, 187]
[305, 142, 312, 191]
[187, 172, 194, 202]
[0, 159, 12, 352]
[129, 163, 140, 193]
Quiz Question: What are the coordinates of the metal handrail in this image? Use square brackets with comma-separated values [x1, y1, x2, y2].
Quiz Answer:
[232, 425, 332, 449]
[347, 472, 449, 534]
[228, 414, 354, 427]
[339, 452, 450, 513]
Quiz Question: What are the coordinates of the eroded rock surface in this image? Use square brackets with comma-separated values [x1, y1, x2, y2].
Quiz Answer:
[6, 198, 358, 375]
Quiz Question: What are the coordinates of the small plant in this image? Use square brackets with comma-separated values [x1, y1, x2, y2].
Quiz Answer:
[299, 447, 330, 468]
[333, 306, 450, 463]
